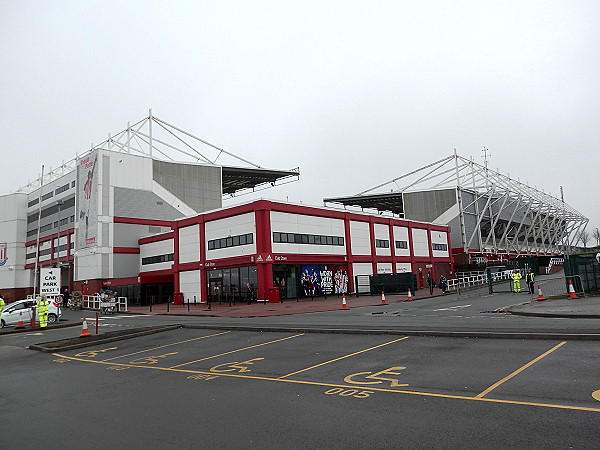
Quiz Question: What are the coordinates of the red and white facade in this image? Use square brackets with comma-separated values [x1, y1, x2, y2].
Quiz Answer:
[132, 199, 452, 302]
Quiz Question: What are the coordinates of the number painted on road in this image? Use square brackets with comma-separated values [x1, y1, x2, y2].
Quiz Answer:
[324, 388, 374, 399]
[592, 390, 600, 402]
[344, 367, 409, 387]
[187, 374, 219, 381]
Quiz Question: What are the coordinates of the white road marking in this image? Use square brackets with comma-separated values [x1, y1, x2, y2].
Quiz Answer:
[433, 305, 472, 311]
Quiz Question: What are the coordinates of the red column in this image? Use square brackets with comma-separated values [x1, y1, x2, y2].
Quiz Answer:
[369, 218, 377, 275]
[255, 205, 273, 300]
[173, 222, 180, 293]
[199, 221, 206, 302]
[344, 217, 354, 294]
[389, 221, 396, 273]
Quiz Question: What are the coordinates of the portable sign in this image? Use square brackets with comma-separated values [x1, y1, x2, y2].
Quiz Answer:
[40, 268, 61, 296]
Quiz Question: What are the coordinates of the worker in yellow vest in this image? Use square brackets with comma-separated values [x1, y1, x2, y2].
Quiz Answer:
[511, 270, 522, 293]
[0, 294, 5, 317]
[525, 269, 535, 294]
[34, 295, 50, 328]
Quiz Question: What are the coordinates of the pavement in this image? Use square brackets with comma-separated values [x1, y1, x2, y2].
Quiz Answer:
[120, 289, 600, 319]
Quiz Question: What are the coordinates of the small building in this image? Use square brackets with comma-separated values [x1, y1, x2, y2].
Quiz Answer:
[132, 199, 452, 304]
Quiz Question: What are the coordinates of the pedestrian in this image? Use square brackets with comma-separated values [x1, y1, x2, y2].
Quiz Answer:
[511, 270, 522, 293]
[0, 294, 5, 317]
[62, 288, 70, 309]
[525, 269, 535, 294]
[427, 272, 434, 295]
[439, 275, 447, 294]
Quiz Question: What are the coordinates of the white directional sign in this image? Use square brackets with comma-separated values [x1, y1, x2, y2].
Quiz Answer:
[40, 268, 61, 296]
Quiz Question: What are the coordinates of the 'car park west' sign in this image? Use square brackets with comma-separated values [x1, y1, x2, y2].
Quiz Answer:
[40, 268, 61, 296]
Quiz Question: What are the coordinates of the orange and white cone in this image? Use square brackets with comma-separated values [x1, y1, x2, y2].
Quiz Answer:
[15, 311, 25, 329]
[341, 295, 349, 310]
[567, 280, 578, 299]
[406, 289, 413, 302]
[536, 285, 547, 301]
[381, 291, 387, 305]
[80, 318, 92, 337]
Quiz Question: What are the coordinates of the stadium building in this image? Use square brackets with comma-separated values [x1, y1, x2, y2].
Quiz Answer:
[0, 113, 452, 304]
[324, 152, 588, 270]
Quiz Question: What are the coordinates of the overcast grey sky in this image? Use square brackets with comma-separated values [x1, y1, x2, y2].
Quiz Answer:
[1, 1, 599, 234]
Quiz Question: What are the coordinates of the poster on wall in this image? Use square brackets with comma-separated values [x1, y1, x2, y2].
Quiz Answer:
[0, 242, 7, 266]
[76, 152, 99, 249]
[299, 264, 348, 296]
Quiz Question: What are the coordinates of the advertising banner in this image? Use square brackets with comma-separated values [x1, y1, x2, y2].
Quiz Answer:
[77, 152, 99, 249]
[299, 264, 348, 296]
[40, 267, 61, 296]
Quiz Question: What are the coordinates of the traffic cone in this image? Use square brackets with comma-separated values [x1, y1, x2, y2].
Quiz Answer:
[80, 318, 92, 337]
[536, 285, 547, 301]
[381, 291, 387, 305]
[341, 295, 349, 310]
[30, 309, 37, 329]
[567, 280, 578, 299]
[15, 311, 25, 329]
[406, 289, 413, 302]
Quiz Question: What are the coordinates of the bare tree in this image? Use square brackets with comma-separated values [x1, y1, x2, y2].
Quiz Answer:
[593, 228, 600, 247]
[578, 230, 590, 249]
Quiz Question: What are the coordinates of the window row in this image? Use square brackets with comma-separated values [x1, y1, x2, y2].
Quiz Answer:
[432, 243, 448, 251]
[28, 181, 76, 208]
[208, 233, 254, 250]
[273, 232, 344, 246]
[142, 253, 174, 265]
[26, 242, 74, 259]
[27, 216, 76, 237]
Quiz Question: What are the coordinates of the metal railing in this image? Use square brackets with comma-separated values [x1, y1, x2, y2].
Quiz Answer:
[83, 295, 128, 311]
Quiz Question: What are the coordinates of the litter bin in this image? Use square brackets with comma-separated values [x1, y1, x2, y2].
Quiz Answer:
[173, 292, 184, 305]
[267, 287, 280, 303]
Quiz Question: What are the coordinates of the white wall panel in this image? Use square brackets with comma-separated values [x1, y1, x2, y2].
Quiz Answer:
[139, 239, 174, 272]
[205, 213, 256, 260]
[179, 270, 201, 302]
[271, 212, 346, 255]
[350, 221, 371, 256]
[179, 225, 200, 263]
[411, 228, 430, 257]
[396, 262, 412, 273]
[393, 226, 410, 257]
[352, 262, 373, 276]
[431, 230, 450, 258]
[374, 223, 391, 256]
[377, 262, 392, 274]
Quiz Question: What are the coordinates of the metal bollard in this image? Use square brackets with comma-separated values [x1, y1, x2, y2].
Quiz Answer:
[187, 300, 190, 312]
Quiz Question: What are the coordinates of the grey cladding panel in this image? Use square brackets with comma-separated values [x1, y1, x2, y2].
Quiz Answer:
[113, 254, 140, 278]
[153, 160, 222, 213]
[114, 188, 184, 220]
[403, 189, 456, 223]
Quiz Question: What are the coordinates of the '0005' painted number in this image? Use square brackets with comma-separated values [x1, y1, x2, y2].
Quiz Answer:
[324, 388, 374, 398]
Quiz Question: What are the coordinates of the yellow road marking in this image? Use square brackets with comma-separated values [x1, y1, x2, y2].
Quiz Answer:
[101, 331, 231, 361]
[278, 336, 410, 379]
[168, 333, 304, 369]
[52, 351, 600, 413]
[475, 341, 567, 399]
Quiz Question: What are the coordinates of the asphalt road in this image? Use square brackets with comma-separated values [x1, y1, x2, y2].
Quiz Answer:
[2, 291, 600, 449]
[2, 328, 599, 449]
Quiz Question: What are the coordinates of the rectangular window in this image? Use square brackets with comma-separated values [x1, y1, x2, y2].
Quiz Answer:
[207, 233, 254, 251]
[142, 253, 174, 265]
[432, 243, 448, 251]
[28, 198, 39, 208]
[271, 232, 344, 246]
[41, 192, 54, 201]
[395, 240, 408, 249]
[273, 232, 281, 243]
[308, 235, 315, 244]
[301, 234, 309, 244]
[55, 183, 70, 195]
[375, 239, 390, 248]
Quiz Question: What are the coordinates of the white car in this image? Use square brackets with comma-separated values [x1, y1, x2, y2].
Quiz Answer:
[1, 299, 62, 328]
